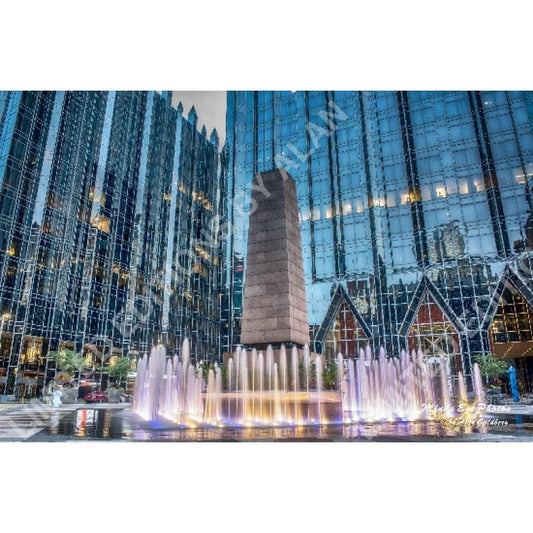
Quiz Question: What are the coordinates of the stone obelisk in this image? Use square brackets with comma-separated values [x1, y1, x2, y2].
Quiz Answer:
[240, 169, 310, 348]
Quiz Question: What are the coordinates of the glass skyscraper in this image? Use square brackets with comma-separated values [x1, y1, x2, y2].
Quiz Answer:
[224, 91, 533, 391]
[0, 91, 225, 397]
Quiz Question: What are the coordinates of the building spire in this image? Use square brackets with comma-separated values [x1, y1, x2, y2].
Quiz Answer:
[188, 105, 198, 127]
[210, 128, 219, 148]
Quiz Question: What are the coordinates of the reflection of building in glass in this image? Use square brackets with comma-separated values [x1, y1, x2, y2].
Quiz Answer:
[224, 91, 533, 390]
[429, 221, 465, 263]
[0, 91, 226, 396]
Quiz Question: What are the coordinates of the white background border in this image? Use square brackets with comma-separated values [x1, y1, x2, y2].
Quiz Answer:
[1, 1, 532, 531]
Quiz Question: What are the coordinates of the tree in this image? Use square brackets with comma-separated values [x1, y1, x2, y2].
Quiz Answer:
[98, 357, 134, 387]
[322, 364, 338, 391]
[474, 353, 508, 383]
[198, 361, 216, 382]
[47, 349, 87, 379]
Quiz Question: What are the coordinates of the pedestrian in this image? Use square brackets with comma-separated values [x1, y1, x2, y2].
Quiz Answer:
[52, 388, 62, 408]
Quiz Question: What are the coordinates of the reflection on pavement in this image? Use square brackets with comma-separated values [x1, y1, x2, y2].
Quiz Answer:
[25, 408, 533, 442]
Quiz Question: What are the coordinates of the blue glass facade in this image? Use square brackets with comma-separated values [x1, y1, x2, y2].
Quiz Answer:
[0, 91, 225, 396]
[224, 91, 533, 389]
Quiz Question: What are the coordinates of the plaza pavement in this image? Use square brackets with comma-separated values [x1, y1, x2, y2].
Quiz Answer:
[1, 400, 533, 442]
[0, 402, 129, 440]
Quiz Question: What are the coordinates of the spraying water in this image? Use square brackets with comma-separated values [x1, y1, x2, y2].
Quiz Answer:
[134, 339, 484, 428]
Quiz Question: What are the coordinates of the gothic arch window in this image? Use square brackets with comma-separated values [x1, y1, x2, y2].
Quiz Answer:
[323, 302, 369, 359]
[489, 282, 533, 392]
[490, 283, 533, 348]
[407, 291, 462, 375]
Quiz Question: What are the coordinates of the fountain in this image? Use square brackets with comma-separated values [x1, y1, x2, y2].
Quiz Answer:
[133, 338, 486, 428]
[134, 339, 329, 427]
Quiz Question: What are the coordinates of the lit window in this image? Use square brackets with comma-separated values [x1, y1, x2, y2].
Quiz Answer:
[458, 181, 469, 194]
[91, 214, 110, 233]
[473, 180, 485, 192]
[401, 192, 411, 205]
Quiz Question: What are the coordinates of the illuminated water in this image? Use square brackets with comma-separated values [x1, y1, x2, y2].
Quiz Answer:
[133, 339, 486, 428]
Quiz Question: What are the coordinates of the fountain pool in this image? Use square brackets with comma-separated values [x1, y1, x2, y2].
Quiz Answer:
[133, 339, 485, 429]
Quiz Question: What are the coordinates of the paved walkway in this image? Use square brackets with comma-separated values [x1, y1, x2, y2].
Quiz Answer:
[494, 404, 533, 415]
[0, 404, 73, 440]
[0, 402, 130, 440]
[0, 401, 532, 441]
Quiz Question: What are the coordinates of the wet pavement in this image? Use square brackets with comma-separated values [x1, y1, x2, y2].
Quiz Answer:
[3, 405, 531, 442]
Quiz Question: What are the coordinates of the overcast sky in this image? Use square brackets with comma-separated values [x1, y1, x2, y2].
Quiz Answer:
[172, 91, 227, 145]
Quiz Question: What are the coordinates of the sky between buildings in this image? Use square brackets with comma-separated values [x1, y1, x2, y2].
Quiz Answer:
[173, 91, 227, 146]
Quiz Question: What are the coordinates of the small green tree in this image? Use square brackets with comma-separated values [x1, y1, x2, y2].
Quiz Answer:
[474, 353, 508, 383]
[322, 364, 338, 391]
[47, 350, 87, 379]
[198, 361, 216, 382]
[98, 357, 134, 387]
